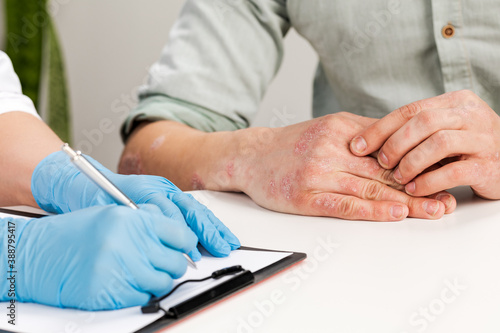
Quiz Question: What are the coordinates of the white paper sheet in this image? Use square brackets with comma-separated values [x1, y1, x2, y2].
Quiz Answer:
[0, 210, 291, 333]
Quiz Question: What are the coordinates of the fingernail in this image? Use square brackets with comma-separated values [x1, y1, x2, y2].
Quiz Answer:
[378, 151, 389, 168]
[436, 194, 452, 210]
[351, 136, 367, 154]
[406, 182, 416, 194]
[390, 205, 406, 219]
[423, 200, 439, 216]
[393, 168, 402, 183]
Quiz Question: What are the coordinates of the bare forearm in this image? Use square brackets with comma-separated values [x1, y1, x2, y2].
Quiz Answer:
[119, 121, 253, 192]
[0, 112, 63, 207]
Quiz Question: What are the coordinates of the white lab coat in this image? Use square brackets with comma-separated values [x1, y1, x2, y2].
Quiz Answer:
[0, 50, 40, 118]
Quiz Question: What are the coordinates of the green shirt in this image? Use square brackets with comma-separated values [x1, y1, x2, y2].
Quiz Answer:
[121, 0, 500, 140]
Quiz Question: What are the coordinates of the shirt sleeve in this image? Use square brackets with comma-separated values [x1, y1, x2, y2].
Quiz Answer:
[0, 51, 41, 119]
[121, 0, 290, 141]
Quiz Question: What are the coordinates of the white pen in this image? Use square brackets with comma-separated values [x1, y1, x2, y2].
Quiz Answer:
[62, 143, 197, 269]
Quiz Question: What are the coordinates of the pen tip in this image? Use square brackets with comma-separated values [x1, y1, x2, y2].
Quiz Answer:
[186, 255, 197, 269]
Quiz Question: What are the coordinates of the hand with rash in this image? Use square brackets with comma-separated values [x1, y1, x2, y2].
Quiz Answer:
[350, 90, 500, 200]
[232, 112, 455, 221]
[120, 113, 457, 221]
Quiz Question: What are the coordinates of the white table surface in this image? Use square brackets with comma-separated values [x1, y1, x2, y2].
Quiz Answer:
[2, 187, 498, 333]
[168, 187, 500, 333]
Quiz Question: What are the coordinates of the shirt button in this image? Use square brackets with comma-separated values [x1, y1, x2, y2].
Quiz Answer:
[442, 24, 455, 38]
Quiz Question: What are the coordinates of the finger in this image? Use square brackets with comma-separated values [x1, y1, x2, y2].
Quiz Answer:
[148, 245, 188, 279]
[427, 191, 457, 214]
[116, 243, 179, 304]
[410, 164, 458, 214]
[405, 160, 482, 197]
[121, 251, 176, 301]
[189, 247, 202, 262]
[171, 193, 232, 257]
[101, 289, 152, 310]
[137, 271, 175, 299]
[394, 130, 479, 184]
[341, 155, 403, 189]
[145, 274, 174, 299]
[134, 191, 186, 221]
[141, 205, 198, 254]
[350, 93, 458, 157]
[308, 192, 409, 221]
[378, 109, 465, 169]
[328, 173, 446, 219]
[197, 201, 241, 250]
[137, 203, 163, 215]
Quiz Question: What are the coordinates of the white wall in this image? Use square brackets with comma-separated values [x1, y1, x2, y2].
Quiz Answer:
[50, 1, 317, 171]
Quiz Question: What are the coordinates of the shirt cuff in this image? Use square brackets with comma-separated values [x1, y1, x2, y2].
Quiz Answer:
[121, 94, 248, 142]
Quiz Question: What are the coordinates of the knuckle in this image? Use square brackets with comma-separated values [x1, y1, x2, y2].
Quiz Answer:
[336, 197, 358, 217]
[335, 111, 350, 119]
[417, 110, 435, 128]
[177, 228, 196, 249]
[431, 131, 450, 151]
[109, 206, 133, 223]
[381, 168, 403, 189]
[397, 102, 422, 121]
[362, 181, 384, 200]
[456, 89, 474, 99]
[405, 150, 425, 170]
[322, 113, 338, 125]
[380, 167, 394, 182]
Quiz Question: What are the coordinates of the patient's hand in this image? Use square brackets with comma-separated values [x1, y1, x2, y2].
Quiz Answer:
[350, 90, 500, 200]
[121, 114, 456, 221]
[231, 113, 454, 220]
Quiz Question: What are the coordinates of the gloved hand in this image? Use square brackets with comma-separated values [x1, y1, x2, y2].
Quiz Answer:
[31, 151, 240, 259]
[1, 204, 197, 310]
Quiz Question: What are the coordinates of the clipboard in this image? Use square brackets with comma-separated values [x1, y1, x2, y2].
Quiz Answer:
[0, 208, 307, 333]
[137, 246, 306, 333]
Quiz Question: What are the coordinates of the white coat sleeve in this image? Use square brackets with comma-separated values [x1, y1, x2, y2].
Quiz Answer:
[0, 50, 41, 118]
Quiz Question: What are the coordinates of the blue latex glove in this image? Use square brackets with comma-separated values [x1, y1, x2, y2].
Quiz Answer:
[31, 151, 240, 259]
[0, 204, 197, 310]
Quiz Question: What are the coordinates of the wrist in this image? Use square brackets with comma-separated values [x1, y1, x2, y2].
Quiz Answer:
[31, 151, 111, 213]
[197, 127, 275, 193]
[191, 129, 242, 192]
[31, 151, 74, 213]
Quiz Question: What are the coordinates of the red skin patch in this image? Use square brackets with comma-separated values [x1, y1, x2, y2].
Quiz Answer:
[226, 161, 234, 178]
[294, 121, 330, 156]
[118, 153, 143, 175]
[312, 194, 340, 212]
[280, 173, 295, 201]
[191, 174, 205, 190]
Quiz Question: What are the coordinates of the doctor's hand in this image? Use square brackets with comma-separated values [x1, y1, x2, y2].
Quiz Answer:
[31, 151, 240, 259]
[231, 113, 454, 221]
[350, 90, 500, 200]
[1, 205, 197, 310]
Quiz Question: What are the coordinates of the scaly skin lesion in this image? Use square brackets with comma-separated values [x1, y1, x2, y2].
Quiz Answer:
[120, 114, 453, 221]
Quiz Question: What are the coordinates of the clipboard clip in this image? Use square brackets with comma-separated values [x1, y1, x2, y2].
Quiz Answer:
[142, 265, 248, 315]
